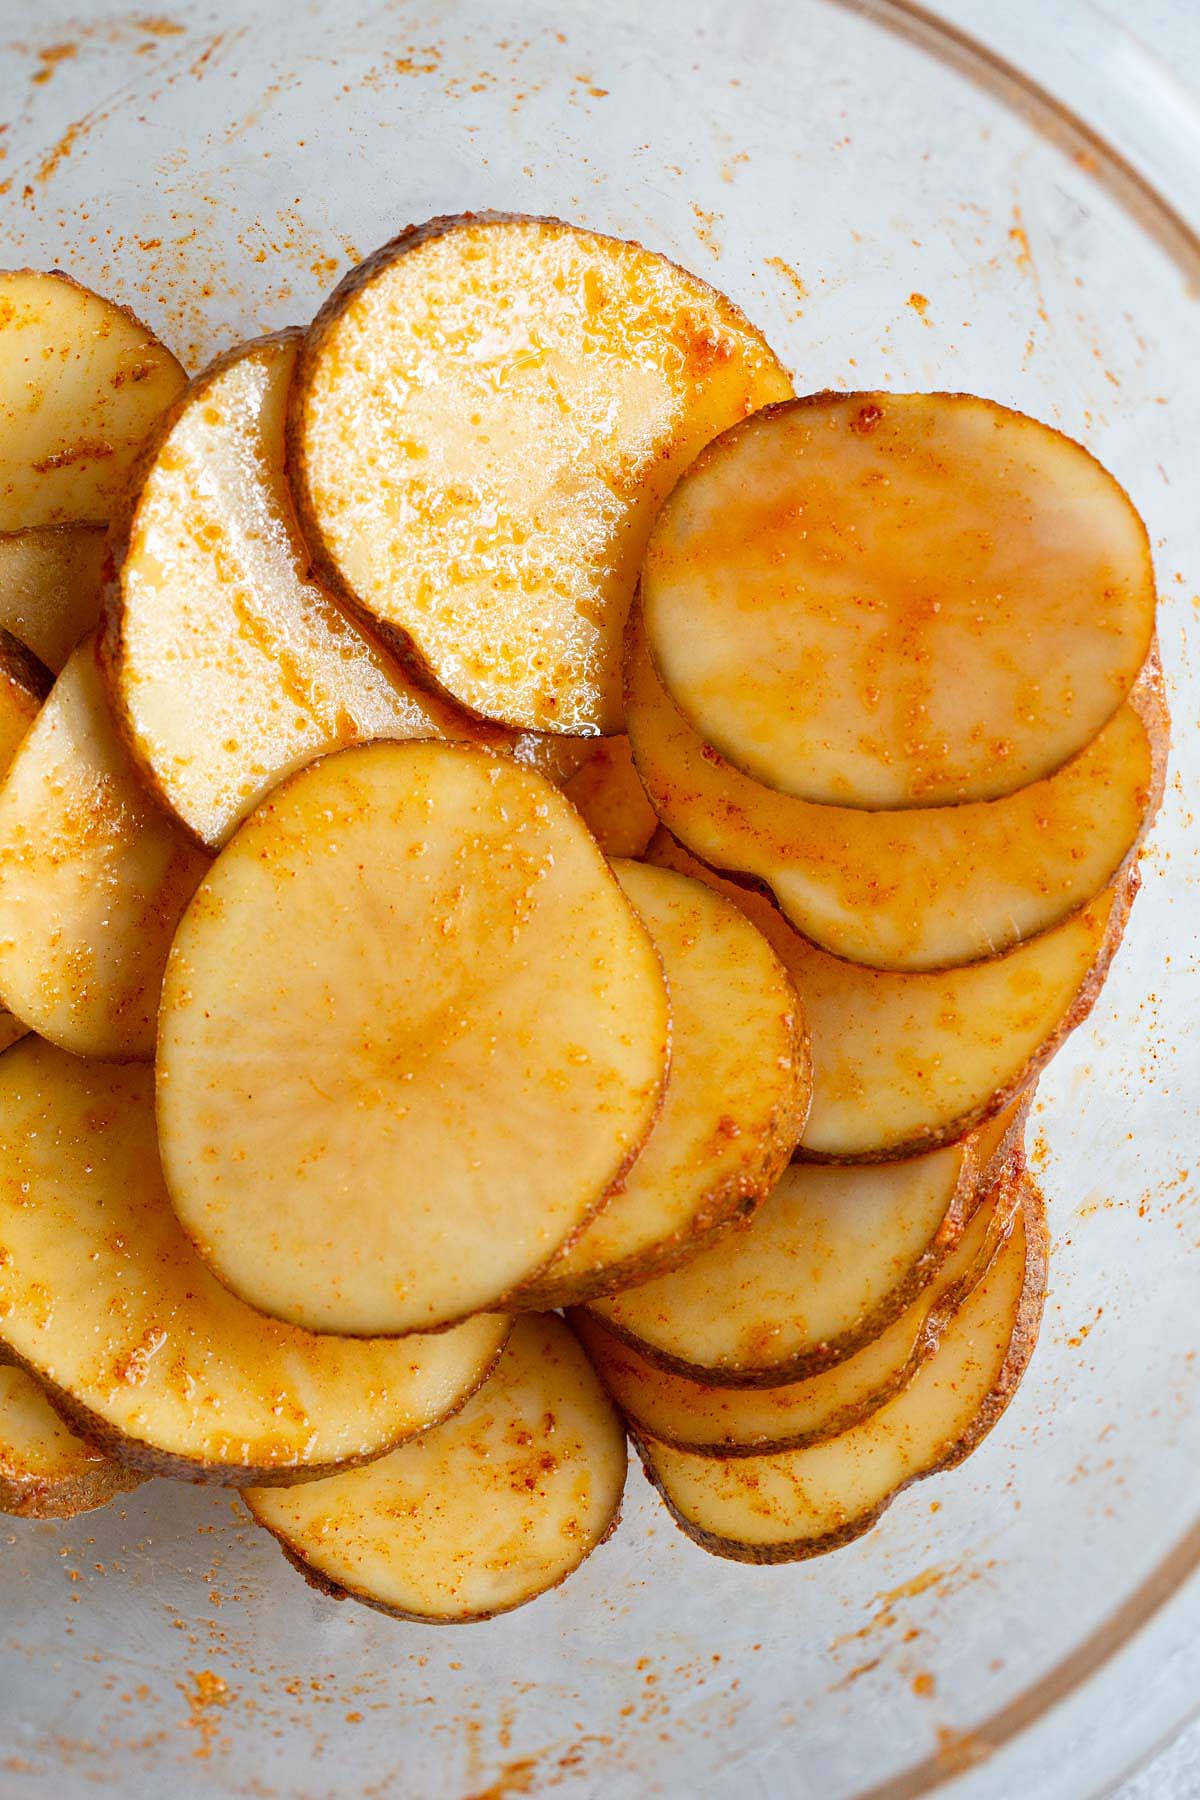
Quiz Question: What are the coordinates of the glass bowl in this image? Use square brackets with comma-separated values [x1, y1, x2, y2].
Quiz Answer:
[1, 2, 1198, 1795]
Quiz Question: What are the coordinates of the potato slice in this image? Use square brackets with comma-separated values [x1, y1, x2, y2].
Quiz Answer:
[0, 1364, 144, 1520]
[0, 636, 209, 1060]
[0, 524, 106, 671]
[511, 860, 810, 1309]
[158, 741, 670, 1336]
[647, 831, 1134, 1159]
[635, 1181, 1047, 1561]
[572, 1163, 1020, 1452]
[562, 737, 658, 857]
[0, 1040, 512, 1484]
[642, 393, 1156, 807]
[245, 1315, 627, 1623]
[289, 213, 792, 735]
[626, 606, 1166, 970]
[585, 1102, 1022, 1387]
[0, 270, 185, 529]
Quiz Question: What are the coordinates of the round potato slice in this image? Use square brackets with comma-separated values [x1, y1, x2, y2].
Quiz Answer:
[289, 212, 792, 735]
[647, 830, 1134, 1160]
[245, 1315, 627, 1623]
[158, 741, 670, 1336]
[0, 270, 185, 529]
[0, 1364, 144, 1520]
[642, 392, 1156, 807]
[585, 1102, 1022, 1387]
[635, 1182, 1047, 1561]
[0, 635, 209, 1060]
[562, 737, 658, 858]
[0, 1040, 512, 1484]
[0, 524, 106, 672]
[626, 605, 1166, 970]
[511, 860, 810, 1309]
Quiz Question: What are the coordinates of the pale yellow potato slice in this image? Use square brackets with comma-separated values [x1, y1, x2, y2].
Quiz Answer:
[0, 1040, 512, 1484]
[245, 1315, 627, 1623]
[626, 606, 1166, 970]
[636, 1183, 1047, 1561]
[0, 1364, 143, 1520]
[562, 736, 658, 857]
[512, 859, 810, 1309]
[585, 1102, 1022, 1386]
[643, 392, 1156, 807]
[0, 524, 106, 671]
[0, 636, 209, 1060]
[158, 741, 670, 1336]
[0, 270, 185, 529]
[289, 213, 792, 735]
[647, 831, 1134, 1160]
[572, 1164, 1020, 1452]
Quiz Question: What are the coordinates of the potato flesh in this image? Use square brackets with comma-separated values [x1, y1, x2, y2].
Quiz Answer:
[513, 859, 809, 1307]
[158, 741, 671, 1335]
[0, 1364, 142, 1519]
[0, 1040, 511, 1480]
[643, 393, 1155, 806]
[647, 831, 1125, 1159]
[291, 214, 792, 734]
[626, 607, 1160, 970]
[562, 736, 658, 858]
[640, 1189, 1044, 1559]
[0, 271, 185, 528]
[0, 525, 107, 672]
[245, 1315, 627, 1621]
[0, 636, 209, 1060]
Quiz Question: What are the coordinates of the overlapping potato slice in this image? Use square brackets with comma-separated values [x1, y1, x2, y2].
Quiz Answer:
[626, 608, 1165, 970]
[0, 270, 186, 529]
[0, 1040, 512, 1484]
[0, 1364, 144, 1520]
[0, 636, 209, 1060]
[0, 524, 106, 672]
[288, 212, 792, 735]
[573, 1163, 1020, 1453]
[647, 831, 1133, 1159]
[635, 1182, 1047, 1561]
[158, 741, 670, 1336]
[562, 736, 658, 857]
[585, 1102, 1021, 1386]
[642, 392, 1156, 807]
[512, 860, 809, 1309]
[245, 1315, 627, 1622]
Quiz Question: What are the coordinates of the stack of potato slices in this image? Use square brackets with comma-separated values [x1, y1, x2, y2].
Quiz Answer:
[0, 214, 1164, 1612]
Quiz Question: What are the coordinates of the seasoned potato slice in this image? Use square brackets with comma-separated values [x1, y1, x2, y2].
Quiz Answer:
[0, 1040, 512, 1484]
[158, 741, 670, 1336]
[642, 393, 1156, 807]
[0, 524, 106, 671]
[245, 1315, 627, 1622]
[562, 737, 658, 857]
[0, 636, 208, 1060]
[289, 213, 792, 735]
[572, 1163, 1020, 1453]
[0, 1364, 144, 1520]
[626, 607, 1166, 970]
[0, 270, 185, 529]
[648, 831, 1133, 1160]
[585, 1103, 1021, 1386]
[635, 1183, 1047, 1561]
[511, 860, 809, 1309]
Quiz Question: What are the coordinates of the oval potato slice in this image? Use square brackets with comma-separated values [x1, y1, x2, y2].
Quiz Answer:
[288, 212, 793, 735]
[585, 1102, 1022, 1387]
[512, 859, 810, 1309]
[0, 635, 209, 1060]
[642, 393, 1156, 807]
[626, 605, 1166, 970]
[245, 1315, 627, 1623]
[562, 737, 658, 858]
[0, 1364, 144, 1520]
[0, 270, 186, 529]
[634, 1182, 1047, 1561]
[0, 524, 106, 672]
[158, 741, 671, 1336]
[647, 830, 1134, 1160]
[0, 1040, 512, 1484]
